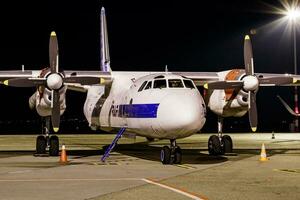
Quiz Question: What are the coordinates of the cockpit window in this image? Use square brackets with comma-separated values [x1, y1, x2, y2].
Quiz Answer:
[183, 79, 195, 89]
[168, 79, 184, 88]
[153, 79, 167, 89]
[138, 81, 147, 92]
[144, 81, 152, 90]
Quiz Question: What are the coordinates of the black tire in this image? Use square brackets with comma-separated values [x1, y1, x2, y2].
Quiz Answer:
[36, 135, 46, 154]
[174, 146, 182, 164]
[222, 135, 233, 154]
[208, 135, 222, 156]
[161, 146, 171, 164]
[49, 135, 59, 156]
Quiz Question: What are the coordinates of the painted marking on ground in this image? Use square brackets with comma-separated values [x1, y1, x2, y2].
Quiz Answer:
[274, 169, 300, 174]
[0, 178, 143, 182]
[175, 164, 197, 170]
[8, 170, 32, 174]
[142, 178, 207, 200]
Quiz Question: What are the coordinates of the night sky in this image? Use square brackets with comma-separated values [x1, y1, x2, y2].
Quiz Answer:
[0, 0, 297, 132]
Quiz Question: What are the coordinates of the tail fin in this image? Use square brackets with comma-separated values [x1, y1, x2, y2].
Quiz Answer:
[277, 95, 300, 116]
[100, 7, 111, 72]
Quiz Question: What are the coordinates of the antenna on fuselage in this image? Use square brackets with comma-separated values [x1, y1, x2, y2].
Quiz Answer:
[165, 65, 168, 74]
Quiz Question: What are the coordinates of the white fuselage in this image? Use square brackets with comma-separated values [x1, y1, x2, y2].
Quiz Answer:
[84, 72, 206, 139]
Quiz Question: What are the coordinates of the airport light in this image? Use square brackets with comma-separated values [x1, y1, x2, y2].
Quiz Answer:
[258, 1, 300, 131]
[286, 8, 300, 21]
[284, 7, 300, 131]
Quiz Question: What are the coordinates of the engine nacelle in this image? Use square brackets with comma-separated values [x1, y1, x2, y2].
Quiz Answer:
[29, 86, 67, 117]
[207, 69, 249, 117]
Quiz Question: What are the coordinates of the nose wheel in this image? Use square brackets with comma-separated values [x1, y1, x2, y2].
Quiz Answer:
[160, 139, 182, 164]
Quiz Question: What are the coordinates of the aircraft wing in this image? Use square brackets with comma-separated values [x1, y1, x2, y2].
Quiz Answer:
[1, 70, 300, 89]
[0, 70, 38, 81]
[173, 71, 219, 86]
[0, 70, 112, 92]
[174, 71, 300, 86]
[0, 70, 111, 79]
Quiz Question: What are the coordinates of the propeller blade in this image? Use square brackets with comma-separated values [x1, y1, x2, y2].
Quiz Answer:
[204, 81, 243, 90]
[259, 77, 295, 85]
[64, 77, 102, 85]
[244, 35, 254, 76]
[3, 78, 46, 87]
[51, 90, 60, 132]
[49, 31, 59, 73]
[248, 91, 257, 132]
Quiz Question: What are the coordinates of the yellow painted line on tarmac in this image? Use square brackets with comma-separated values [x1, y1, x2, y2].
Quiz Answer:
[274, 169, 300, 174]
[142, 178, 207, 200]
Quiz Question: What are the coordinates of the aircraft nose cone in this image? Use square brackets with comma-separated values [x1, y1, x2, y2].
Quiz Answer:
[157, 93, 205, 135]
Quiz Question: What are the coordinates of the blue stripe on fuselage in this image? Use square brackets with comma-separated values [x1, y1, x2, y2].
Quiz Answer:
[118, 104, 159, 118]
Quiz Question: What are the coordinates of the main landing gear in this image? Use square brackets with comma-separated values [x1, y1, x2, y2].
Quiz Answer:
[160, 139, 182, 164]
[35, 117, 59, 156]
[208, 117, 233, 156]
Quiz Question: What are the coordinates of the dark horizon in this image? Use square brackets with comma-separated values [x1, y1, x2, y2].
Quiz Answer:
[0, 0, 297, 133]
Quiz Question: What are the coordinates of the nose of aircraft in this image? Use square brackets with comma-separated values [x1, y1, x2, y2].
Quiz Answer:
[156, 92, 205, 135]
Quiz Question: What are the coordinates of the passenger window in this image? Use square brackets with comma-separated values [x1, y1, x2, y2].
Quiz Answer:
[144, 81, 152, 90]
[138, 81, 147, 92]
[154, 79, 167, 89]
[168, 79, 184, 88]
[183, 80, 195, 89]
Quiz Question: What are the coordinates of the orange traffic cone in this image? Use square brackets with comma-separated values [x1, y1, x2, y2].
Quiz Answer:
[259, 143, 268, 161]
[60, 145, 68, 164]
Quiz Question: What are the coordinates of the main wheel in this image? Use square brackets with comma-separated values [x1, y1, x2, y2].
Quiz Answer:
[49, 135, 59, 156]
[174, 146, 182, 164]
[208, 135, 222, 156]
[36, 135, 46, 154]
[161, 146, 171, 164]
[222, 135, 233, 154]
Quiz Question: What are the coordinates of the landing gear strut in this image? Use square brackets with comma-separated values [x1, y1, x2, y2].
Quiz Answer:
[208, 117, 233, 156]
[160, 139, 182, 164]
[35, 117, 59, 156]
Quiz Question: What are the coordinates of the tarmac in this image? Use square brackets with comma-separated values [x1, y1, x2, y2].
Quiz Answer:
[0, 133, 300, 200]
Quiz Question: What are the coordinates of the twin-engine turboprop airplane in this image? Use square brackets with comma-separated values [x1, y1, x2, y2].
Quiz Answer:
[0, 7, 298, 164]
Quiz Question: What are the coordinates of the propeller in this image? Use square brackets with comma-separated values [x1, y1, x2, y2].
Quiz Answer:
[3, 31, 102, 132]
[49, 31, 61, 132]
[243, 35, 258, 132]
[204, 35, 295, 132]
